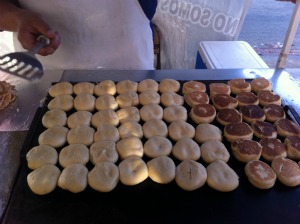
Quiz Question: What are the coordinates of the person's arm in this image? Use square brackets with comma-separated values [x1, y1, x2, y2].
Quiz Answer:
[0, 0, 60, 55]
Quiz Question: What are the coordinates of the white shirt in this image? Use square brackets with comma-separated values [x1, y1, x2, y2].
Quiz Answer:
[14, 0, 154, 70]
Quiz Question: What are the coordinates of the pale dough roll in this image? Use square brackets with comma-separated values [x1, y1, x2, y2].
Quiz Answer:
[172, 138, 201, 161]
[59, 144, 89, 168]
[175, 160, 207, 191]
[67, 111, 92, 129]
[91, 110, 119, 128]
[206, 160, 239, 192]
[163, 105, 187, 123]
[139, 90, 160, 105]
[168, 120, 195, 141]
[140, 104, 163, 121]
[73, 82, 95, 95]
[116, 136, 144, 160]
[90, 140, 118, 164]
[48, 82, 73, 97]
[160, 92, 184, 107]
[159, 78, 180, 93]
[118, 121, 143, 139]
[94, 80, 116, 96]
[95, 94, 118, 111]
[58, 163, 88, 193]
[147, 155, 176, 184]
[144, 136, 173, 158]
[74, 93, 96, 112]
[67, 125, 95, 146]
[200, 140, 230, 164]
[194, 124, 222, 144]
[48, 94, 74, 112]
[94, 124, 120, 142]
[88, 162, 119, 192]
[38, 126, 69, 148]
[119, 156, 148, 186]
[116, 106, 140, 124]
[116, 91, 139, 108]
[138, 79, 158, 92]
[143, 119, 168, 139]
[27, 164, 61, 195]
[116, 80, 138, 94]
[26, 145, 58, 170]
[42, 109, 67, 129]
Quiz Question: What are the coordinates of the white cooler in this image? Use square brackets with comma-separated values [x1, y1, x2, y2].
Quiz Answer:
[197, 41, 269, 69]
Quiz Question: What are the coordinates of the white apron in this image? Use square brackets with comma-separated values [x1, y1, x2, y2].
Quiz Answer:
[14, 0, 154, 70]
[152, 0, 251, 69]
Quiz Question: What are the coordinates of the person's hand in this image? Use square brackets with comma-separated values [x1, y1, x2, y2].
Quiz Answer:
[17, 10, 60, 56]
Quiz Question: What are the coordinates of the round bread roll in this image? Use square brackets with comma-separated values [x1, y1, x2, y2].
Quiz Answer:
[94, 124, 120, 142]
[144, 136, 173, 158]
[116, 136, 144, 160]
[182, 80, 206, 95]
[263, 104, 286, 122]
[88, 161, 119, 192]
[95, 94, 118, 111]
[139, 90, 160, 105]
[159, 78, 180, 93]
[285, 136, 300, 160]
[224, 122, 253, 143]
[184, 91, 209, 107]
[227, 78, 251, 94]
[67, 111, 92, 129]
[175, 160, 207, 191]
[250, 77, 272, 93]
[190, 103, 216, 124]
[240, 105, 266, 123]
[258, 90, 281, 107]
[251, 120, 277, 139]
[245, 160, 276, 189]
[211, 94, 238, 111]
[42, 109, 67, 129]
[194, 123, 222, 144]
[118, 121, 143, 139]
[119, 156, 148, 186]
[275, 118, 300, 138]
[116, 80, 138, 94]
[26, 145, 58, 170]
[73, 82, 95, 95]
[59, 144, 89, 168]
[48, 82, 73, 97]
[206, 160, 239, 192]
[73, 93, 96, 112]
[235, 91, 259, 107]
[259, 138, 287, 162]
[168, 120, 195, 141]
[143, 119, 168, 139]
[116, 91, 139, 108]
[163, 105, 187, 123]
[94, 80, 116, 96]
[27, 164, 61, 195]
[172, 138, 201, 161]
[48, 94, 74, 112]
[140, 104, 163, 121]
[271, 157, 300, 187]
[209, 83, 231, 98]
[160, 92, 184, 107]
[38, 126, 69, 148]
[116, 106, 140, 124]
[216, 108, 242, 126]
[231, 139, 262, 163]
[90, 140, 118, 164]
[147, 155, 176, 184]
[91, 110, 119, 128]
[67, 125, 95, 146]
[137, 79, 158, 92]
[201, 140, 230, 164]
[58, 163, 89, 193]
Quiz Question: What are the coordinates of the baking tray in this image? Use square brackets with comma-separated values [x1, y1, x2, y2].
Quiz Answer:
[3, 77, 300, 224]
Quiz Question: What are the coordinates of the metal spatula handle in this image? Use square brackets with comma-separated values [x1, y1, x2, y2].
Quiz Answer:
[29, 35, 50, 55]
